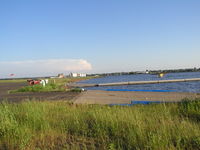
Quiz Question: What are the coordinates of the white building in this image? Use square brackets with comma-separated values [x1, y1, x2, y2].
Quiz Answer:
[58, 73, 65, 78]
[69, 73, 87, 77]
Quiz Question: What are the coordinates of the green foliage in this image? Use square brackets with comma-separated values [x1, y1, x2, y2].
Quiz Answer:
[70, 88, 83, 92]
[0, 99, 200, 149]
[10, 83, 65, 93]
[0, 79, 26, 83]
[8, 77, 95, 93]
[6, 77, 96, 94]
[178, 98, 200, 121]
[0, 102, 18, 137]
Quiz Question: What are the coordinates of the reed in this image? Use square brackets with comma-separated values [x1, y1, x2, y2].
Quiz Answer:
[0, 99, 200, 150]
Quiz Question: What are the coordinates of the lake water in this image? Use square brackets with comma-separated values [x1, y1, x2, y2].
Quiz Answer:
[78, 72, 200, 93]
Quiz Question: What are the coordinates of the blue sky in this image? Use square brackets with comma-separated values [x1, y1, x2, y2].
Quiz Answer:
[0, 0, 200, 77]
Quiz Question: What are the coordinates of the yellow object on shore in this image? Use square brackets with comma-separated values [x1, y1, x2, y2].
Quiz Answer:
[158, 73, 165, 78]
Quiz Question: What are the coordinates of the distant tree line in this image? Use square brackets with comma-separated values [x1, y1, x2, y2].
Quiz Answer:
[148, 67, 200, 74]
[88, 67, 200, 76]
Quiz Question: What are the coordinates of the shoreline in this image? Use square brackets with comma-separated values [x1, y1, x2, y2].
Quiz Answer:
[74, 90, 200, 104]
[1, 80, 200, 104]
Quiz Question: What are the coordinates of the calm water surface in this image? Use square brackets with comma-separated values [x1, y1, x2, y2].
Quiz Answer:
[78, 72, 200, 93]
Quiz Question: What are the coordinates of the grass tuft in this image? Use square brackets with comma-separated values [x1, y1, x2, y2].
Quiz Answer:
[178, 98, 200, 122]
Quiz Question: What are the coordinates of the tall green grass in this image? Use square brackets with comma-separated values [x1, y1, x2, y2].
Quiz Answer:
[179, 98, 200, 122]
[0, 99, 200, 150]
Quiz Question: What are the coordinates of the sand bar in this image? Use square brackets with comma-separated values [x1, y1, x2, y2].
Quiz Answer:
[74, 90, 200, 104]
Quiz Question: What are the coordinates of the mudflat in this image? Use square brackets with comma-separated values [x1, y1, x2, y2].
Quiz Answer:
[74, 90, 200, 104]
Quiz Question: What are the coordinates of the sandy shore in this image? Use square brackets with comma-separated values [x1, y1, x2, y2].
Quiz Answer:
[74, 90, 200, 104]
[1, 82, 199, 104]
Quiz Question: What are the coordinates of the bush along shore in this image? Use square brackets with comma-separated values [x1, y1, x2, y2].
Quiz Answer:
[0, 99, 200, 150]
[8, 77, 93, 93]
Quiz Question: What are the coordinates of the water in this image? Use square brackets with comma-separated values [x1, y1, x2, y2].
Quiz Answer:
[78, 72, 200, 93]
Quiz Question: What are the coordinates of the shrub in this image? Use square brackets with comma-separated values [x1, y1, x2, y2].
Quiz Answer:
[70, 88, 83, 92]
[9, 83, 65, 93]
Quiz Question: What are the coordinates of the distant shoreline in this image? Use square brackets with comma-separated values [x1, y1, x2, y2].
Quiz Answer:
[89, 68, 200, 77]
[1, 69, 200, 80]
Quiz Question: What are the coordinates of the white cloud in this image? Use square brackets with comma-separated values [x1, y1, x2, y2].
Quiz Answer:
[0, 59, 92, 78]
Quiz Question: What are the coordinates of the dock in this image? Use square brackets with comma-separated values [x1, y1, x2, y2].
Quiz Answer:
[68, 78, 200, 88]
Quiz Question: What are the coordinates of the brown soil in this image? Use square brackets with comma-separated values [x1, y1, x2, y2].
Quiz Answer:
[0, 82, 81, 102]
[74, 90, 200, 104]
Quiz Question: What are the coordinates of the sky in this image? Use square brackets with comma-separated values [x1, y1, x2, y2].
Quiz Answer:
[0, 0, 200, 78]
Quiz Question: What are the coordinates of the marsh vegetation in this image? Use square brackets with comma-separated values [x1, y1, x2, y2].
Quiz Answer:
[0, 99, 200, 150]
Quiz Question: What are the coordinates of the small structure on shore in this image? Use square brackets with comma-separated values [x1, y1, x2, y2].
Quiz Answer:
[27, 79, 49, 87]
[69, 73, 87, 78]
